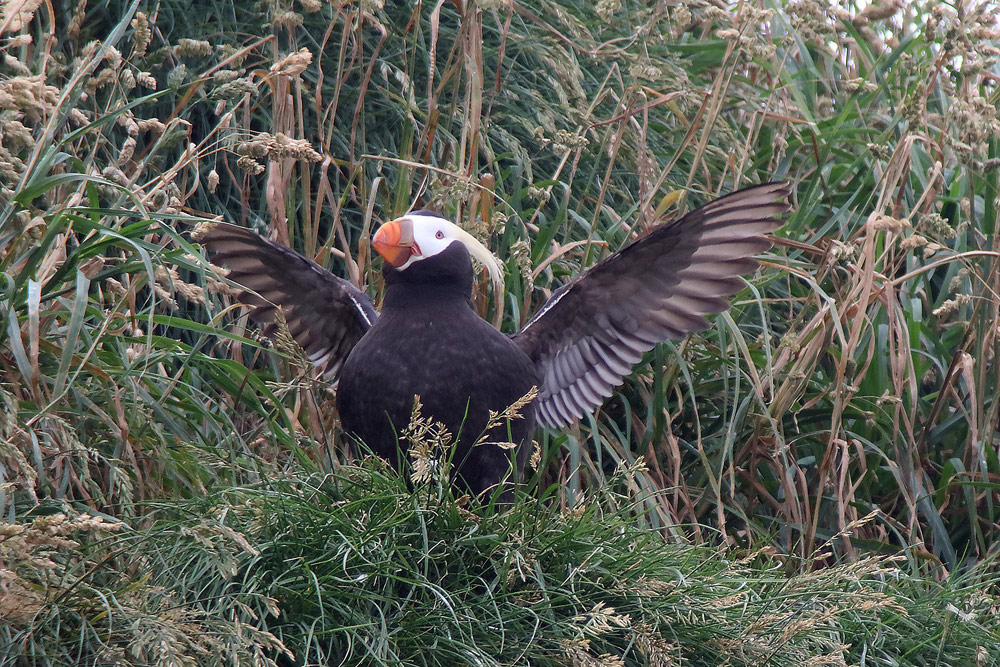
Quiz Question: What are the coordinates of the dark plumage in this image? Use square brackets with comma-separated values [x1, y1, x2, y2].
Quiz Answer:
[338, 243, 538, 495]
[200, 182, 790, 496]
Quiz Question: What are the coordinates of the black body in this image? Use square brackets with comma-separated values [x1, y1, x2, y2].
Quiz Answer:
[337, 244, 538, 496]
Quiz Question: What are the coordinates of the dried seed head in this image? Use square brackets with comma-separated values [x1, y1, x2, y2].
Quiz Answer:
[595, 0, 621, 21]
[237, 132, 322, 162]
[136, 118, 165, 133]
[917, 212, 957, 240]
[167, 63, 187, 88]
[899, 234, 928, 252]
[132, 12, 151, 58]
[68, 108, 88, 126]
[866, 213, 908, 233]
[136, 71, 157, 89]
[213, 69, 240, 84]
[119, 136, 136, 165]
[933, 293, 971, 319]
[528, 440, 541, 471]
[2, 118, 34, 151]
[237, 155, 265, 175]
[67, 0, 88, 39]
[571, 601, 632, 636]
[854, 1, 901, 26]
[550, 128, 589, 152]
[3, 53, 30, 76]
[175, 38, 212, 58]
[272, 10, 303, 30]
[270, 48, 312, 77]
[104, 45, 122, 71]
[404, 395, 454, 486]
[212, 78, 258, 100]
[2, 0, 44, 33]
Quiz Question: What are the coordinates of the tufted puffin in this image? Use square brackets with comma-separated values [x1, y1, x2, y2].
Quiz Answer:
[200, 182, 789, 496]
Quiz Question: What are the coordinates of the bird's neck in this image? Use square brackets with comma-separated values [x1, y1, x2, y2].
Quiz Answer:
[382, 279, 473, 313]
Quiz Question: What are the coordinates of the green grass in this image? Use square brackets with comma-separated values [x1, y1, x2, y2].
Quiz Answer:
[3, 0, 1000, 663]
[4, 462, 1000, 665]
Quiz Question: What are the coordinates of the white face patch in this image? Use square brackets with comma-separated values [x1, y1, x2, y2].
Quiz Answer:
[396, 213, 505, 292]
[397, 213, 461, 270]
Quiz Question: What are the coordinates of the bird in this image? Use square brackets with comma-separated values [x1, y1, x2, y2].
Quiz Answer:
[199, 182, 790, 497]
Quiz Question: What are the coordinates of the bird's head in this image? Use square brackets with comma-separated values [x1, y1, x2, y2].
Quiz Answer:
[373, 211, 505, 291]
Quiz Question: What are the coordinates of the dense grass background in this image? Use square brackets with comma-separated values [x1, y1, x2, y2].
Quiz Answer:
[2, 0, 1000, 664]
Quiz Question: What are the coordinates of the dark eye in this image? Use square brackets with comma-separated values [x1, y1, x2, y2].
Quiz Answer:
[435, 230, 445, 239]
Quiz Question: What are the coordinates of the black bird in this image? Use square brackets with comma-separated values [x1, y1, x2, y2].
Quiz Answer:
[200, 182, 789, 496]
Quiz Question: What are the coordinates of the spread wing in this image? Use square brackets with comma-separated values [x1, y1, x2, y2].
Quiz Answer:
[512, 182, 790, 429]
[199, 223, 377, 380]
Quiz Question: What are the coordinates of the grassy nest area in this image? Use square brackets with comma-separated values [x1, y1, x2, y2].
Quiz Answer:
[2, 0, 1000, 665]
[5, 464, 999, 665]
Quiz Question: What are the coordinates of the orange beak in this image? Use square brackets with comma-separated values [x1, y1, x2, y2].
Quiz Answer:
[373, 218, 417, 267]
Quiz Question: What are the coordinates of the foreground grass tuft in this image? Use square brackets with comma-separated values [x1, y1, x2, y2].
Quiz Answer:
[4, 0, 1000, 564]
[3, 462, 998, 666]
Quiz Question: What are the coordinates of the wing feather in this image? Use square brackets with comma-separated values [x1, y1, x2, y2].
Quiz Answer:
[199, 223, 377, 380]
[514, 182, 790, 429]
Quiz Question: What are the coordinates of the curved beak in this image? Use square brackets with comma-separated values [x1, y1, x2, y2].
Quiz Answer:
[373, 218, 417, 267]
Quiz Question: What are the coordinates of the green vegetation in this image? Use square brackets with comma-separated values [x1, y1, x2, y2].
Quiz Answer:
[6, 465, 1000, 665]
[2, 0, 999, 664]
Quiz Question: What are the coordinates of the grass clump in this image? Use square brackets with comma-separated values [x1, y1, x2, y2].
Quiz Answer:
[3, 462, 999, 665]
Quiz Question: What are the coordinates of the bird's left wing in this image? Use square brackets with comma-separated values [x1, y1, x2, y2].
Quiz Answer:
[511, 182, 790, 429]
[198, 223, 377, 381]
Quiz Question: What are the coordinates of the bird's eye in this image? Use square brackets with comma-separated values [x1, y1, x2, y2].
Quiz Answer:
[435, 230, 445, 240]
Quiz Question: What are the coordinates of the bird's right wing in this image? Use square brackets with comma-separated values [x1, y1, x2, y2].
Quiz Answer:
[512, 182, 790, 428]
[198, 223, 377, 381]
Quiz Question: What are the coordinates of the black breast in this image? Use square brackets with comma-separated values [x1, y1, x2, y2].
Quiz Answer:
[337, 243, 538, 496]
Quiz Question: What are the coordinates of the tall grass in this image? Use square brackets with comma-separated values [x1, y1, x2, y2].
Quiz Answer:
[2, 0, 1000, 663]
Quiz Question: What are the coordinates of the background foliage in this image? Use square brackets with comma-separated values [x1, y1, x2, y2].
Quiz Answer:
[2, 0, 1000, 664]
